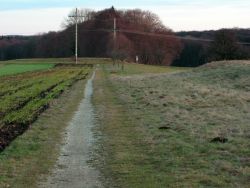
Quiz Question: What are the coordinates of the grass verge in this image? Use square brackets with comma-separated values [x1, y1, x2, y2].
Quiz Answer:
[93, 65, 187, 187]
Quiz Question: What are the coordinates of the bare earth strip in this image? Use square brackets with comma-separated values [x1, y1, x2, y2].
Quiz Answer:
[39, 72, 103, 188]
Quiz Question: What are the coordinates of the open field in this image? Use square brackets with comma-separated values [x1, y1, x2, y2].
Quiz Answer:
[0, 59, 249, 187]
[0, 64, 54, 77]
[108, 62, 190, 75]
[93, 61, 250, 187]
[1, 58, 111, 65]
[0, 65, 91, 151]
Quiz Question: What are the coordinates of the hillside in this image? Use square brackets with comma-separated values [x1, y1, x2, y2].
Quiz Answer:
[93, 60, 250, 187]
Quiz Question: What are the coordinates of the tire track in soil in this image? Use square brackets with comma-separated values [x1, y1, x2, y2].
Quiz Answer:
[39, 71, 103, 188]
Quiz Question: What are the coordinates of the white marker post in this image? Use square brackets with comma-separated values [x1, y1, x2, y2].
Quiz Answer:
[136, 55, 139, 63]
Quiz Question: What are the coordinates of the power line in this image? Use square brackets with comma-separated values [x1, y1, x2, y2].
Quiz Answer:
[114, 18, 117, 50]
[73, 16, 250, 45]
[118, 29, 250, 45]
[118, 29, 213, 42]
[75, 27, 250, 46]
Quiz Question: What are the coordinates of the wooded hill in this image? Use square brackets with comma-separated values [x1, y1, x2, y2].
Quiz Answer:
[0, 7, 181, 65]
[1, 7, 250, 66]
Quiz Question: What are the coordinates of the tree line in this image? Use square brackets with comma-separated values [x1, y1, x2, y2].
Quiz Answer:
[173, 29, 250, 67]
[0, 7, 250, 66]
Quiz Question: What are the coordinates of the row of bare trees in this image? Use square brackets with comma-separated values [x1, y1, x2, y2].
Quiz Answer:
[62, 7, 182, 65]
[173, 29, 250, 67]
[0, 7, 182, 65]
[0, 7, 249, 66]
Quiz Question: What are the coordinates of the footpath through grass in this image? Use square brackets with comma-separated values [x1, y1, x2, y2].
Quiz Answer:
[0, 64, 54, 77]
[93, 62, 250, 187]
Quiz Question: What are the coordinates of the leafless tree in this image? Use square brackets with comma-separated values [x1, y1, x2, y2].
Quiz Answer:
[61, 8, 96, 28]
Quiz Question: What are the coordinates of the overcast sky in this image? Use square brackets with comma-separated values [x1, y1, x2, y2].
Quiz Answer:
[0, 0, 250, 35]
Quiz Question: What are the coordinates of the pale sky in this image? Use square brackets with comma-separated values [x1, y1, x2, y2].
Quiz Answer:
[0, 0, 250, 35]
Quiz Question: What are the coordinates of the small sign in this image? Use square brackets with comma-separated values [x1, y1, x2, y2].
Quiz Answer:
[136, 55, 139, 63]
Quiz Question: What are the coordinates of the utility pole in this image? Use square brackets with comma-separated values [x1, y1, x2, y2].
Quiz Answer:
[112, 17, 118, 67]
[113, 18, 117, 50]
[69, 8, 84, 64]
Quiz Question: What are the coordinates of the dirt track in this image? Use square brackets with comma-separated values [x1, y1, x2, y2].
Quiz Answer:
[39, 72, 102, 188]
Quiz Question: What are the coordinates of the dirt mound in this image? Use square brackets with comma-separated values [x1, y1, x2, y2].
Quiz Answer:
[210, 137, 228, 143]
[0, 123, 29, 151]
[158, 126, 171, 130]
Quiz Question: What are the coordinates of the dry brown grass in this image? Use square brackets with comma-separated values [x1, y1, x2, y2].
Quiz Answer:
[202, 60, 250, 68]
[94, 61, 250, 187]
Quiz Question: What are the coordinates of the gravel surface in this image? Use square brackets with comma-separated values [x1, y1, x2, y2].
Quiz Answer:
[40, 72, 103, 188]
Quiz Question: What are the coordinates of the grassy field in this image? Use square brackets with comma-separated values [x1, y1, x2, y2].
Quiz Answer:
[93, 61, 250, 187]
[0, 59, 249, 187]
[1, 57, 111, 65]
[0, 64, 54, 77]
[108, 62, 190, 75]
[0, 64, 91, 151]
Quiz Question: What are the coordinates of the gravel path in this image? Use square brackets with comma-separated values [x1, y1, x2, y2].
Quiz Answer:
[40, 71, 102, 188]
